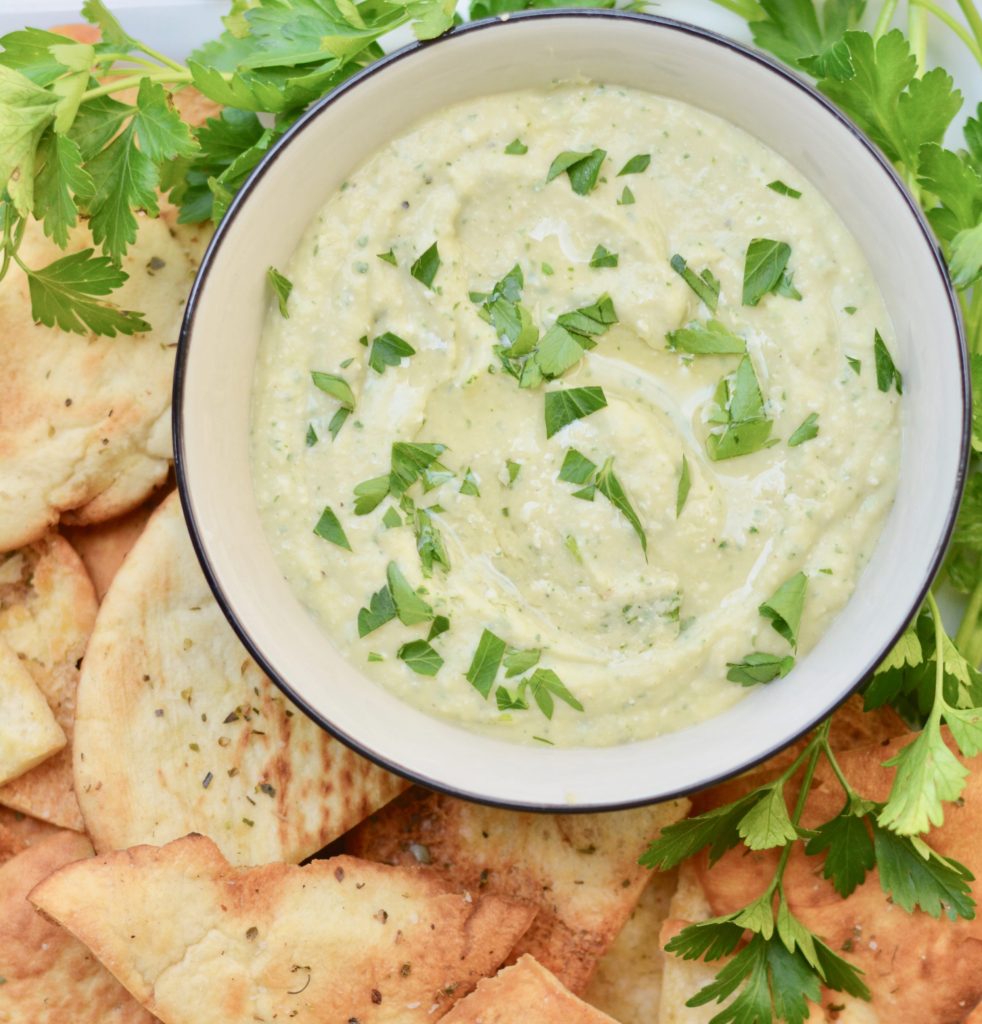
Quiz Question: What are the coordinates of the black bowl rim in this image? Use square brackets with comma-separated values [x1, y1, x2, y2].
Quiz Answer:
[174, 8, 970, 813]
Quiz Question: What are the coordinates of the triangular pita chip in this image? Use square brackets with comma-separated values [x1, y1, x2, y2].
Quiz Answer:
[30, 833, 536, 1024]
[583, 867, 678, 1023]
[74, 492, 407, 863]
[0, 830, 153, 1024]
[346, 786, 689, 992]
[0, 533, 97, 828]
[442, 954, 619, 1023]
[0, 216, 194, 551]
[0, 636, 65, 786]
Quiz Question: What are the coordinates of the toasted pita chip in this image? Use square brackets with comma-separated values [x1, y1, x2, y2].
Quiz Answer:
[346, 787, 689, 993]
[583, 868, 678, 1023]
[657, 861, 729, 1024]
[63, 486, 171, 601]
[0, 637, 65, 785]
[688, 731, 982, 1023]
[30, 833, 535, 1024]
[74, 493, 406, 863]
[0, 534, 97, 829]
[443, 954, 618, 1023]
[0, 214, 195, 552]
[0, 805, 62, 865]
[0, 831, 154, 1024]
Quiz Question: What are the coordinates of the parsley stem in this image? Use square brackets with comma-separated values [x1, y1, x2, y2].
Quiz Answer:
[956, 577, 982, 655]
[81, 68, 195, 101]
[873, 0, 900, 38]
[926, 591, 948, 727]
[955, 0, 982, 57]
[95, 53, 163, 71]
[821, 734, 860, 802]
[765, 730, 826, 899]
[908, 4, 929, 71]
[134, 43, 188, 76]
[911, 0, 982, 64]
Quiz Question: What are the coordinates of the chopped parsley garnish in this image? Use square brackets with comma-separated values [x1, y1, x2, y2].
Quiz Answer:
[413, 506, 450, 576]
[460, 467, 480, 496]
[506, 460, 521, 485]
[495, 686, 528, 711]
[390, 442, 448, 495]
[381, 506, 402, 529]
[368, 331, 415, 374]
[305, 424, 318, 447]
[504, 138, 528, 154]
[377, 249, 397, 266]
[759, 572, 808, 649]
[670, 254, 720, 312]
[386, 561, 434, 625]
[410, 241, 441, 288]
[311, 371, 355, 410]
[328, 408, 350, 439]
[367, 652, 384, 662]
[428, 615, 450, 640]
[544, 386, 607, 438]
[545, 148, 606, 195]
[357, 585, 396, 637]
[504, 647, 541, 677]
[742, 238, 801, 306]
[525, 668, 583, 719]
[398, 639, 443, 676]
[726, 652, 796, 686]
[312, 506, 351, 550]
[618, 153, 651, 175]
[847, 355, 862, 375]
[590, 244, 618, 268]
[666, 319, 746, 355]
[706, 356, 774, 461]
[353, 475, 390, 515]
[767, 179, 802, 198]
[267, 266, 292, 317]
[558, 448, 597, 485]
[788, 412, 820, 447]
[676, 455, 691, 517]
[466, 628, 506, 698]
[617, 186, 635, 206]
[874, 330, 903, 394]
[596, 457, 648, 557]
[844, 305, 858, 315]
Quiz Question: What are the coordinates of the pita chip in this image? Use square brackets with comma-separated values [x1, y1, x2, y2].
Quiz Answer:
[443, 955, 619, 1023]
[0, 534, 97, 829]
[346, 786, 689, 993]
[0, 212, 195, 552]
[0, 830, 153, 1024]
[0, 805, 62, 865]
[63, 486, 171, 601]
[0, 637, 65, 785]
[583, 868, 678, 1024]
[30, 833, 536, 1024]
[74, 493, 406, 863]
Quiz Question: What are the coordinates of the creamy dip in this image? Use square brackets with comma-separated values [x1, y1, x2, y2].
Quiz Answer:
[250, 83, 901, 747]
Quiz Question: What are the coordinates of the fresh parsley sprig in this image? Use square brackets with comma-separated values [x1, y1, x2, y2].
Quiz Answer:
[0, 0, 458, 333]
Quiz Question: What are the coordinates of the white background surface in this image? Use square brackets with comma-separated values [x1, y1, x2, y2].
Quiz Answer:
[0, 0, 979, 119]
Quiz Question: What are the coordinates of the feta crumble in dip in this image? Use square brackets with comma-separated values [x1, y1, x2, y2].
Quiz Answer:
[250, 83, 902, 748]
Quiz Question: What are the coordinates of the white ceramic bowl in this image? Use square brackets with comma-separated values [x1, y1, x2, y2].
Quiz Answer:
[175, 11, 968, 811]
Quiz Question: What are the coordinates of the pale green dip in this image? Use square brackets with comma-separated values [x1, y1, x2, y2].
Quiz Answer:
[250, 83, 901, 747]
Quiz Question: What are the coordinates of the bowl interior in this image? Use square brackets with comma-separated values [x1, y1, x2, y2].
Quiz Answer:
[177, 12, 965, 809]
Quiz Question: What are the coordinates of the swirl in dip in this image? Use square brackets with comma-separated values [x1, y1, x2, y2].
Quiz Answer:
[250, 83, 901, 748]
